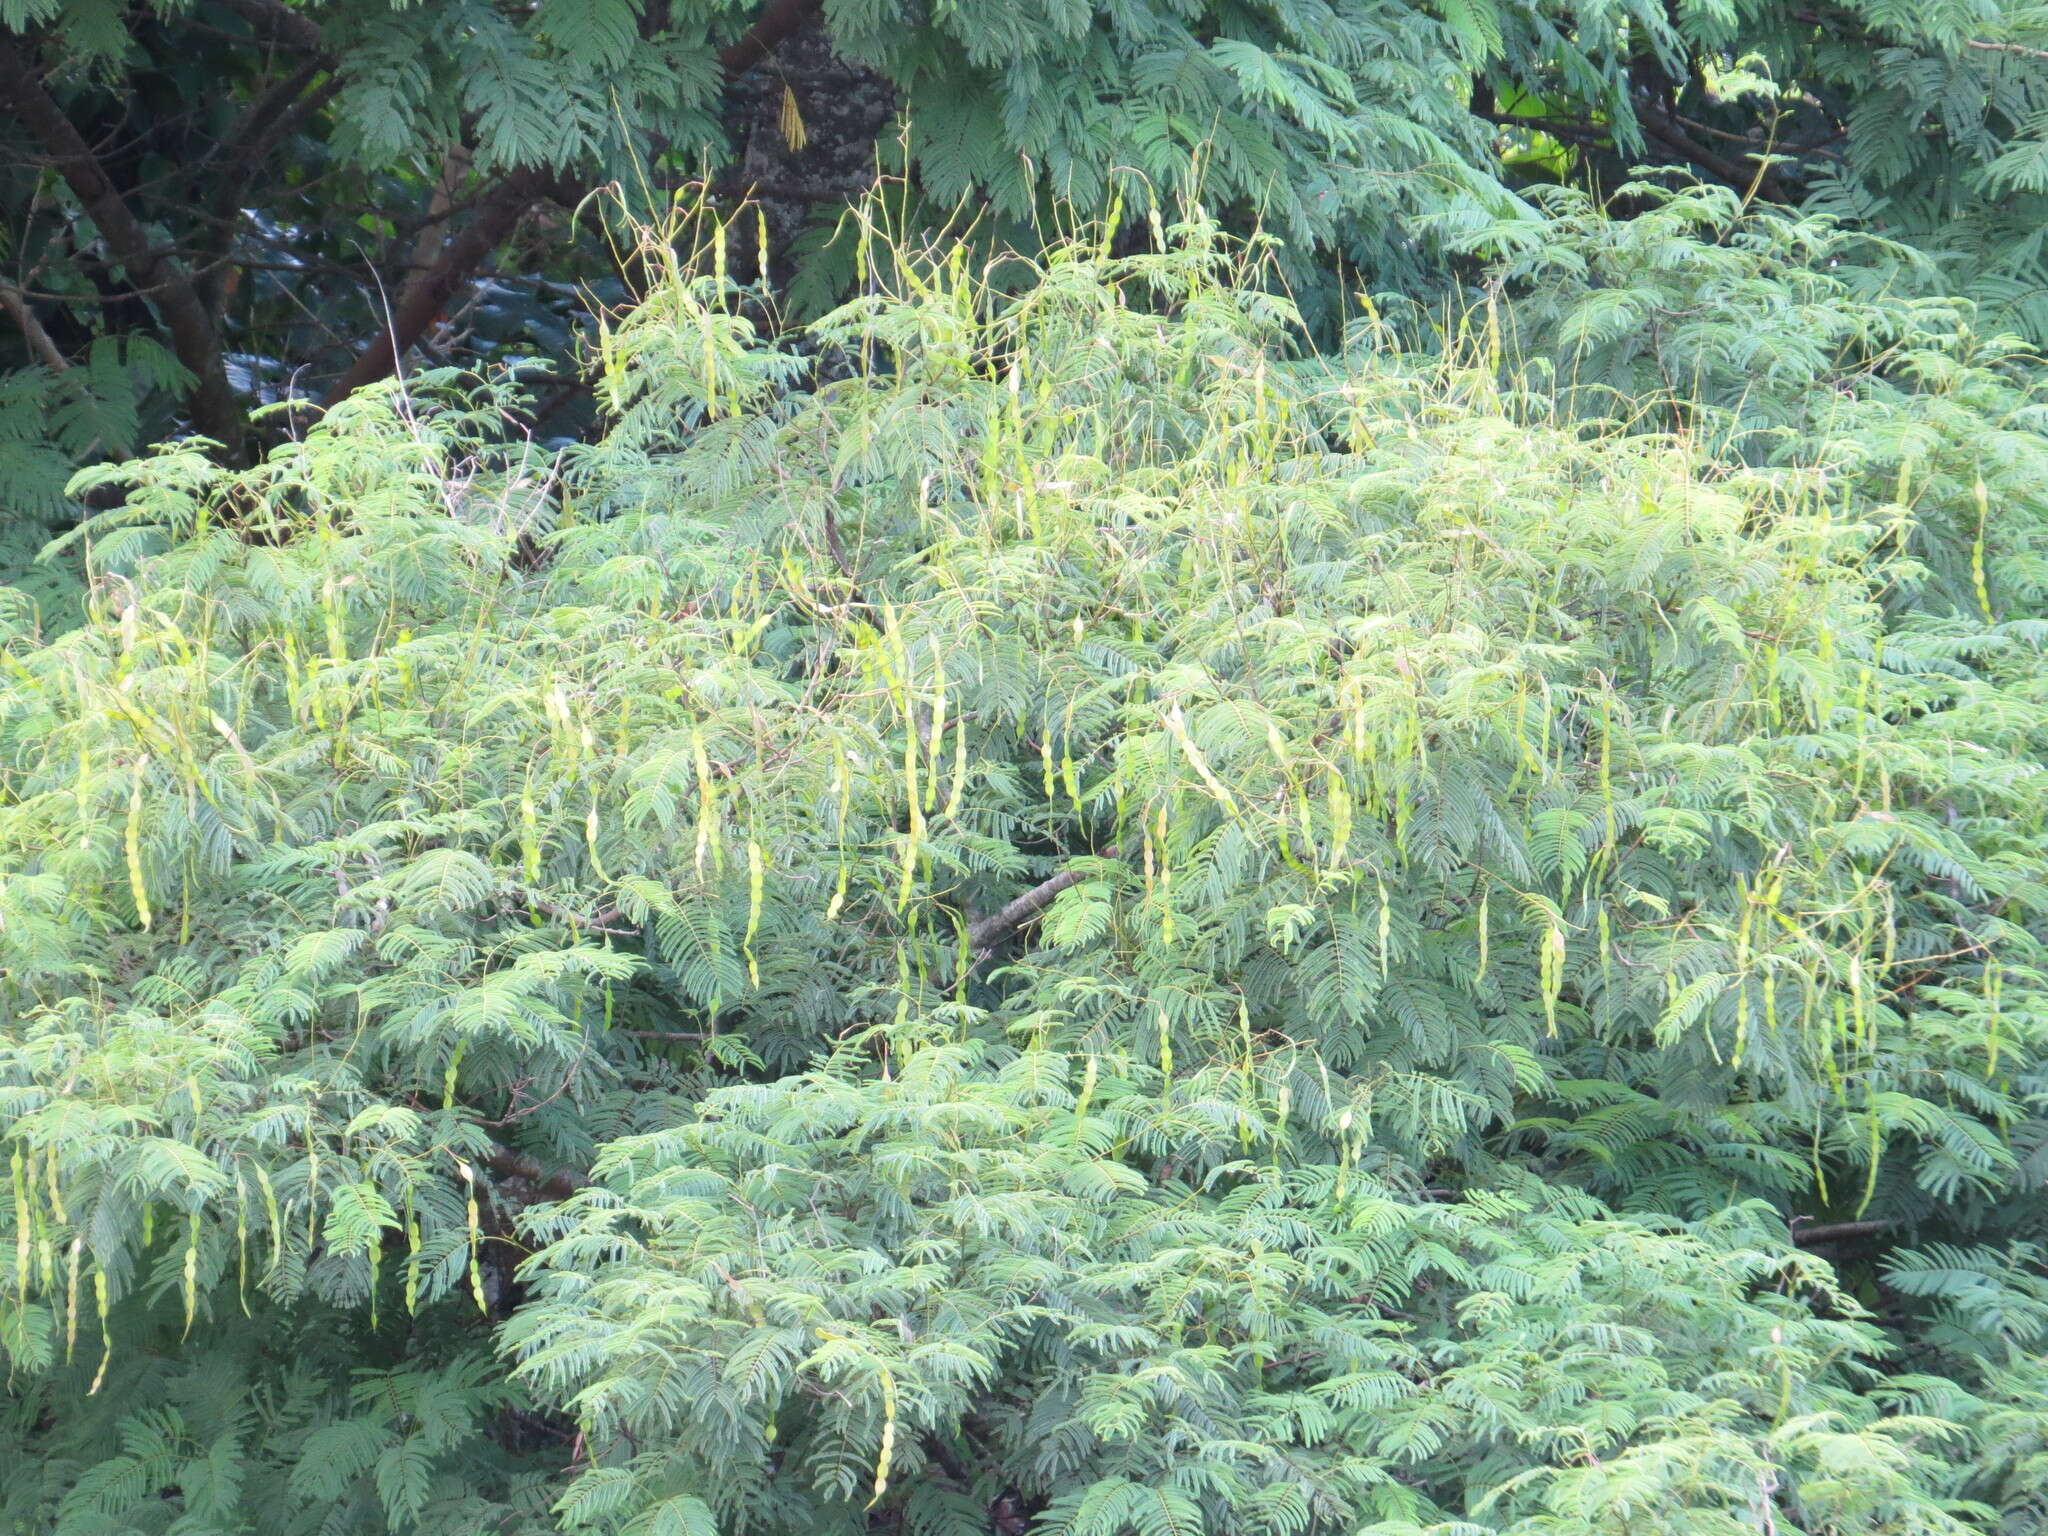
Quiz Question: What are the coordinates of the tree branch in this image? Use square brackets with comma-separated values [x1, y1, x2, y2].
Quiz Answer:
[320, 168, 556, 406]
[1790, 1218, 1893, 1247]
[718, 0, 822, 74]
[1634, 99, 1784, 199]
[212, 0, 329, 55]
[213, 64, 341, 218]
[506, 886, 637, 936]
[967, 848, 1122, 953]
[0, 278, 70, 372]
[317, 0, 824, 407]
[198, 66, 344, 308]
[482, 1145, 588, 1204]
[0, 36, 246, 451]
[1966, 37, 2048, 61]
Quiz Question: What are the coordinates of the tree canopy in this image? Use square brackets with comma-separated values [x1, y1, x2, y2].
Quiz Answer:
[5, 3, 2048, 1534]
[11, 0, 2048, 493]
[2, 186, 2046, 1532]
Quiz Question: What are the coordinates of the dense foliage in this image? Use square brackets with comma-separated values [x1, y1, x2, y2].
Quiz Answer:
[11, 0, 2048, 514]
[1, 189, 2045, 1533]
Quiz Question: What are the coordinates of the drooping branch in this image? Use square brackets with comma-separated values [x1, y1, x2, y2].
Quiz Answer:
[0, 36, 247, 450]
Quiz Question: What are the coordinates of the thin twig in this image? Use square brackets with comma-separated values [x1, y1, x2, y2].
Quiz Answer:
[1966, 37, 2048, 61]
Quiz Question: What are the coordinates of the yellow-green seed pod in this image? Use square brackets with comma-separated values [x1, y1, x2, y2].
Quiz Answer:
[744, 838, 765, 986]
[10, 1148, 29, 1297]
[126, 755, 152, 930]
[182, 1212, 200, 1339]
[460, 1161, 487, 1316]
[1476, 890, 1490, 984]
[65, 1236, 82, 1362]
[88, 1269, 111, 1395]
[521, 788, 541, 884]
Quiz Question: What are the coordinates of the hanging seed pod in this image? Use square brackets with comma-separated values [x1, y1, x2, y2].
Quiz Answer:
[444, 1040, 467, 1112]
[181, 1211, 200, 1340]
[521, 784, 542, 884]
[1163, 704, 1236, 816]
[10, 1147, 27, 1298]
[1073, 1054, 1098, 1146]
[867, 1368, 897, 1509]
[584, 799, 609, 882]
[126, 755, 152, 930]
[254, 1163, 283, 1282]
[88, 1267, 111, 1394]
[1326, 765, 1352, 862]
[459, 1161, 487, 1316]
[235, 1175, 250, 1317]
[404, 1195, 422, 1317]
[944, 709, 970, 820]
[927, 653, 948, 811]
[1540, 924, 1565, 1036]
[745, 838, 765, 986]
[64, 1236, 82, 1362]
[1857, 1100, 1884, 1217]
[45, 1146, 66, 1229]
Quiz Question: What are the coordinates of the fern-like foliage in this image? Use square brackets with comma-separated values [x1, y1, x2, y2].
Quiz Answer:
[0, 201, 2044, 1532]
